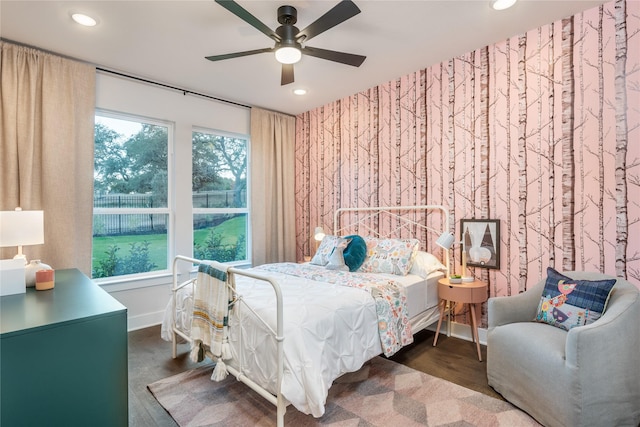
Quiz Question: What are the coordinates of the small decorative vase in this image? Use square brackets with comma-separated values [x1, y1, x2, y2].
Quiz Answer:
[25, 260, 52, 288]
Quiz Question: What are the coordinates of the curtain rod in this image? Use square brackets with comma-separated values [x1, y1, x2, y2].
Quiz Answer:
[96, 67, 251, 110]
[2, 39, 298, 115]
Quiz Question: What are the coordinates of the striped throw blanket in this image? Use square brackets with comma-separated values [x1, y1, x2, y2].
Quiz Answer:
[190, 262, 233, 381]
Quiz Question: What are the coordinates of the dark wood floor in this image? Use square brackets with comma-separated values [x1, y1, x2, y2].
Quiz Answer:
[128, 325, 501, 426]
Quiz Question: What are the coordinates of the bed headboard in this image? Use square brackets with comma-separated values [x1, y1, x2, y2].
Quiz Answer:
[333, 205, 451, 273]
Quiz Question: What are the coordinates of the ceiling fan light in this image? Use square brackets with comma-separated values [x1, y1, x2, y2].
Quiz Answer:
[491, 0, 517, 10]
[275, 47, 301, 64]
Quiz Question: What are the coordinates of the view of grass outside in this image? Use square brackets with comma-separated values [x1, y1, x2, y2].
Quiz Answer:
[93, 232, 168, 273]
[92, 214, 246, 274]
[193, 215, 246, 249]
[193, 214, 247, 262]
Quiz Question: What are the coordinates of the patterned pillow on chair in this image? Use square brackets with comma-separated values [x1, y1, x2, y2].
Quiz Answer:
[534, 267, 616, 330]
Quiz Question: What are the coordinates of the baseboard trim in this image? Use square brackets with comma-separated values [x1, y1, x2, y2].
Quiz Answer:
[427, 322, 487, 346]
[127, 311, 165, 332]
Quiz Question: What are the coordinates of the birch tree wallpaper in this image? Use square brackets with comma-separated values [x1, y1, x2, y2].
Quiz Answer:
[294, 0, 639, 307]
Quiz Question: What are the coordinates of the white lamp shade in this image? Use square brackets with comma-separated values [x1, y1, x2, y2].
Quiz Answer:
[0, 210, 44, 247]
[435, 231, 455, 250]
[314, 227, 326, 242]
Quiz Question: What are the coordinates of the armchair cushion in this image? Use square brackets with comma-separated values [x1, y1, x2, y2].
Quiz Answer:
[534, 267, 616, 330]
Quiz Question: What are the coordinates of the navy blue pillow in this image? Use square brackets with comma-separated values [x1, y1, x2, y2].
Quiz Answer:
[343, 235, 367, 272]
[534, 267, 616, 330]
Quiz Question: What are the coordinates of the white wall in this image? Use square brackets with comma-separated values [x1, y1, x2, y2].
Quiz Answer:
[95, 72, 250, 330]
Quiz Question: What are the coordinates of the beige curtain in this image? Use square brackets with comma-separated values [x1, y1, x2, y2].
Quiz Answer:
[250, 107, 296, 265]
[0, 42, 95, 275]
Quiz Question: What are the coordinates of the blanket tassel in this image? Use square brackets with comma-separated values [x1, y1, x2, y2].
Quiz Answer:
[212, 326, 231, 381]
[221, 326, 232, 360]
[189, 341, 204, 363]
[211, 358, 228, 381]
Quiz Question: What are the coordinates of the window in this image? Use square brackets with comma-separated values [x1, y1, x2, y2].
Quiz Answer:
[92, 112, 172, 279]
[192, 129, 249, 264]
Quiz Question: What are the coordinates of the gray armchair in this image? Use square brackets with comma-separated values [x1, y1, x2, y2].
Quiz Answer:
[487, 271, 640, 427]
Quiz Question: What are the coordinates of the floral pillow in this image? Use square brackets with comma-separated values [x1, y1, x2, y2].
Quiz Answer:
[358, 237, 420, 276]
[310, 235, 342, 266]
[534, 267, 617, 331]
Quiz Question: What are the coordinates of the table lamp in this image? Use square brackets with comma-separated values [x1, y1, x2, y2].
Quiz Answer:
[0, 207, 45, 264]
[436, 231, 473, 282]
[313, 226, 325, 250]
[314, 226, 325, 241]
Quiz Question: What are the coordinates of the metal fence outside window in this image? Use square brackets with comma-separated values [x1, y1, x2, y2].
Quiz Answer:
[192, 189, 246, 209]
[93, 191, 246, 236]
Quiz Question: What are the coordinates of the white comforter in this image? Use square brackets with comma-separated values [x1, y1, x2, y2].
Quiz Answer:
[161, 263, 382, 417]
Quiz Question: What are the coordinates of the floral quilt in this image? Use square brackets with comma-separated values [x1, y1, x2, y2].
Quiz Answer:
[255, 263, 413, 356]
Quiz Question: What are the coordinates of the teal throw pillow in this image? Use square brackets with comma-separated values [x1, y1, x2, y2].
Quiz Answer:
[343, 235, 366, 272]
[534, 267, 616, 331]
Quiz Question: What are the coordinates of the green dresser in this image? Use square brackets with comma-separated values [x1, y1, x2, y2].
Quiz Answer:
[1, 269, 128, 426]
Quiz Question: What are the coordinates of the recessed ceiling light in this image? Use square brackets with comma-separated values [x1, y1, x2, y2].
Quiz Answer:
[293, 89, 307, 96]
[71, 13, 97, 27]
[491, 0, 517, 10]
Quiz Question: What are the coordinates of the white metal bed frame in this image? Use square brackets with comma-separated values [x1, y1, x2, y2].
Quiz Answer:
[334, 204, 451, 274]
[169, 205, 450, 427]
[171, 256, 288, 425]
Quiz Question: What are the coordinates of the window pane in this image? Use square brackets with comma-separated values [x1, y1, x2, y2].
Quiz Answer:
[94, 116, 168, 208]
[194, 214, 247, 262]
[192, 132, 247, 208]
[93, 113, 171, 279]
[92, 214, 168, 278]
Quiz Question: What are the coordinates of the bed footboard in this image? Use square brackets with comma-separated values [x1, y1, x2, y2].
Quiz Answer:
[170, 255, 287, 427]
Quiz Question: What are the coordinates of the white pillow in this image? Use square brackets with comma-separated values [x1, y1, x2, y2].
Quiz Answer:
[409, 251, 446, 278]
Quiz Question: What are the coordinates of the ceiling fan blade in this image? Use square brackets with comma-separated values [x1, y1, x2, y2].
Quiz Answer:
[302, 46, 366, 67]
[296, 0, 361, 43]
[281, 64, 294, 85]
[215, 0, 281, 42]
[205, 47, 273, 62]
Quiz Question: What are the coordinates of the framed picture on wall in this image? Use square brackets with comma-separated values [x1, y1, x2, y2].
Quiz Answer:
[460, 219, 500, 269]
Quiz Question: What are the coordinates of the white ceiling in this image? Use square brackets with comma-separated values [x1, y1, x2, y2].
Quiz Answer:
[1, 0, 606, 116]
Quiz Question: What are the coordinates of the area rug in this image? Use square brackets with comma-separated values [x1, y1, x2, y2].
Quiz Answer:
[148, 356, 540, 426]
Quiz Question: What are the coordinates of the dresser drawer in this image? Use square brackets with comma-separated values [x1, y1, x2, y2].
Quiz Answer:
[438, 281, 487, 304]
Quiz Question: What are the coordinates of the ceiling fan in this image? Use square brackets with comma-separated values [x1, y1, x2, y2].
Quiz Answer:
[206, 0, 366, 86]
